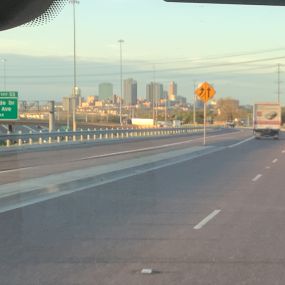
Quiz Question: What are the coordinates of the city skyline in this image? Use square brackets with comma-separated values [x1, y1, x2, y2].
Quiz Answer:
[77, 79, 185, 105]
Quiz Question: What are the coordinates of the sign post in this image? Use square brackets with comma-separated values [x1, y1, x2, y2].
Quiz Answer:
[204, 102, 206, 145]
[0, 91, 18, 121]
[195, 82, 216, 145]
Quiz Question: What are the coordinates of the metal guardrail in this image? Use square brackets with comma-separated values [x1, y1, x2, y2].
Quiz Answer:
[0, 126, 222, 147]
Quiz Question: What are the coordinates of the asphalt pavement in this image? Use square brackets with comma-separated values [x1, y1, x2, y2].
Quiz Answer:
[1, 130, 285, 284]
[0, 128, 248, 184]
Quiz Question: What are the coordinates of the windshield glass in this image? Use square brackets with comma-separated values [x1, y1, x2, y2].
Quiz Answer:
[0, 1, 284, 284]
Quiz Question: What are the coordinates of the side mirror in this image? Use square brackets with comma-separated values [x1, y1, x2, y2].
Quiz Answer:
[0, 0, 67, 31]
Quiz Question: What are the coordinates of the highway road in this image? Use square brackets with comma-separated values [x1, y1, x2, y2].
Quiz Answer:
[1, 129, 285, 284]
[0, 128, 247, 184]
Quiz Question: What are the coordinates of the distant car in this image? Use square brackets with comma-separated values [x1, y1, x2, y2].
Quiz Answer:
[226, 121, 235, 128]
[59, 126, 70, 132]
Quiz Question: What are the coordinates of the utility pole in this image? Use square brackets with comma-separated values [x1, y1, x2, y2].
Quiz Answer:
[118, 39, 124, 125]
[164, 91, 167, 123]
[277, 63, 281, 104]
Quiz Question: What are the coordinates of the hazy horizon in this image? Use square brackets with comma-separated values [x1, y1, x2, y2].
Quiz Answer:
[1, 0, 285, 105]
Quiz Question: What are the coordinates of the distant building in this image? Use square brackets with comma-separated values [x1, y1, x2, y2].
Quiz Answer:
[168, 81, 177, 101]
[81, 102, 90, 108]
[146, 82, 163, 104]
[99, 83, 113, 101]
[95, 101, 104, 107]
[113, 94, 119, 104]
[163, 90, 168, 100]
[177, 96, 187, 105]
[86, 96, 96, 106]
[62, 97, 72, 112]
[124, 78, 137, 106]
[195, 98, 204, 109]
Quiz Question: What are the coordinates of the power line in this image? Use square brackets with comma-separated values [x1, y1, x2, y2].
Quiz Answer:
[5, 54, 285, 79]
[4, 46, 285, 71]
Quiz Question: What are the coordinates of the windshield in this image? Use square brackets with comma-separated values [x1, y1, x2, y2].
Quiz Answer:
[0, 1, 284, 284]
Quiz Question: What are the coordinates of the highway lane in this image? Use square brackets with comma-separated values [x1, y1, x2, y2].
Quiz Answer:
[0, 131, 285, 284]
[0, 124, 49, 134]
[0, 128, 250, 184]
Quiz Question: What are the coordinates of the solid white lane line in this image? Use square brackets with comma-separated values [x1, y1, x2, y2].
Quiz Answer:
[193, 210, 221, 230]
[252, 174, 262, 182]
[80, 131, 242, 161]
[272, 158, 278, 164]
[81, 142, 195, 160]
[227, 136, 254, 148]
[0, 167, 33, 174]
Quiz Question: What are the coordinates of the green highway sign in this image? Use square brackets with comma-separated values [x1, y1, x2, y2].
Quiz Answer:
[0, 91, 19, 120]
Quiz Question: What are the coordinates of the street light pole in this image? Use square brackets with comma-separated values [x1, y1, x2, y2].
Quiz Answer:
[153, 64, 157, 124]
[165, 91, 167, 123]
[193, 81, 197, 125]
[118, 39, 124, 126]
[70, 0, 79, 132]
[1, 58, 6, 91]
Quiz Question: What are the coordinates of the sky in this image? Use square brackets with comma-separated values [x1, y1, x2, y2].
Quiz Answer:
[1, 0, 285, 104]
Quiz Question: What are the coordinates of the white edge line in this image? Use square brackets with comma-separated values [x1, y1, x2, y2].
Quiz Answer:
[193, 210, 221, 230]
[228, 136, 254, 149]
[80, 131, 241, 160]
[252, 174, 262, 182]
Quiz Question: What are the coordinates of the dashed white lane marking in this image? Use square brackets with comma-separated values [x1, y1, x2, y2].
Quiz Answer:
[193, 210, 221, 230]
[252, 174, 262, 182]
[282, 150, 285, 154]
[265, 166, 271, 169]
[227, 136, 254, 148]
[272, 158, 278, 164]
[141, 269, 153, 275]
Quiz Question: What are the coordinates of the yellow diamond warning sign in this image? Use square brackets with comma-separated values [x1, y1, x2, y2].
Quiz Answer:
[195, 82, 216, 103]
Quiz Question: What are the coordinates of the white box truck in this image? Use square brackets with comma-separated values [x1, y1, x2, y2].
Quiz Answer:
[253, 103, 281, 139]
[131, 118, 154, 127]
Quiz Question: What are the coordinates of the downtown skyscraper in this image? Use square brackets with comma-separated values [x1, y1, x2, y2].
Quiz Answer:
[168, 81, 177, 101]
[146, 82, 163, 104]
[124, 78, 137, 106]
